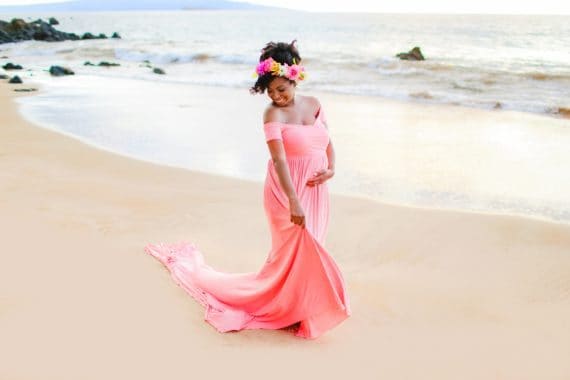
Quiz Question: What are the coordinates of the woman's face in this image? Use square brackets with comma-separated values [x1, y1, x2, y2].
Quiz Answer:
[267, 77, 296, 107]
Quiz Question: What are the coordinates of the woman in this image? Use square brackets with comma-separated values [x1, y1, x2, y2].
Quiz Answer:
[145, 40, 350, 339]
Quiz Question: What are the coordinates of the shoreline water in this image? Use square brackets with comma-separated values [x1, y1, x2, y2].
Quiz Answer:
[9, 72, 570, 225]
[2, 81, 570, 379]
[1, 11, 569, 119]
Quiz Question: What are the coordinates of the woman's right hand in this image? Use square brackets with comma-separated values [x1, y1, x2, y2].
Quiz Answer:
[289, 198, 305, 228]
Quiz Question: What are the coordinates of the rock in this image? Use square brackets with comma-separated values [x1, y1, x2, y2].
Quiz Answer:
[2, 62, 23, 70]
[0, 74, 9, 79]
[14, 88, 38, 92]
[111, 32, 121, 39]
[0, 18, 81, 43]
[98, 33, 107, 39]
[396, 46, 425, 61]
[0, 17, 111, 44]
[9, 18, 27, 31]
[81, 32, 95, 40]
[493, 102, 502, 109]
[8, 75, 22, 83]
[153, 67, 165, 75]
[98, 61, 120, 67]
[84, 61, 120, 67]
[49, 65, 74, 76]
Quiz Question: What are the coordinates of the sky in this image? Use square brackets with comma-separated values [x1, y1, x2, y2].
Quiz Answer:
[0, 0, 568, 14]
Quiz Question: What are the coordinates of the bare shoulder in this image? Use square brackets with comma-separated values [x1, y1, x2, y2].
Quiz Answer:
[300, 95, 321, 114]
[263, 105, 282, 124]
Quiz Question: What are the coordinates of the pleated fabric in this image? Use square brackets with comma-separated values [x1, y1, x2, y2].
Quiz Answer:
[144, 107, 351, 339]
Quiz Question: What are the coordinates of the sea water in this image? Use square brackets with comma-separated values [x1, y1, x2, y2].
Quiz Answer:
[1, 10, 570, 222]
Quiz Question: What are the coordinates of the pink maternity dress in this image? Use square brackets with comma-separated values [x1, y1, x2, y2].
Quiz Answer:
[144, 106, 351, 339]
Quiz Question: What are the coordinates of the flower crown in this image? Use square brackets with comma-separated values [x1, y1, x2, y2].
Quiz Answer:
[253, 57, 306, 82]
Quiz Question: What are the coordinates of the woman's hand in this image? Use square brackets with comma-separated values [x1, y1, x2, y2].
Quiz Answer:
[306, 168, 335, 187]
[289, 198, 306, 228]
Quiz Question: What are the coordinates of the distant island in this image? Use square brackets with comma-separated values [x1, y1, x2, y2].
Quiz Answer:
[0, 0, 277, 12]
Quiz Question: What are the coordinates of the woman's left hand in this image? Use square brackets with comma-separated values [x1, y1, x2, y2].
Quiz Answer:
[306, 168, 334, 187]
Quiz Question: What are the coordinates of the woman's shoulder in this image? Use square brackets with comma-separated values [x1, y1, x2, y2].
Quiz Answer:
[302, 95, 321, 108]
[263, 105, 282, 124]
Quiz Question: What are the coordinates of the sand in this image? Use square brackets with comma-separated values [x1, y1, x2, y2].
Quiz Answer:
[1, 81, 570, 380]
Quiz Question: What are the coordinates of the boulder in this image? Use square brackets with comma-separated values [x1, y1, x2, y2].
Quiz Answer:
[2, 62, 23, 70]
[8, 75, 22, 83]
[49, 65, 74, 76]
[396, 46, 425, 61]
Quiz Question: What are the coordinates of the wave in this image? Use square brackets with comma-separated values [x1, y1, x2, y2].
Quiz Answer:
[113, 48, 258, 66]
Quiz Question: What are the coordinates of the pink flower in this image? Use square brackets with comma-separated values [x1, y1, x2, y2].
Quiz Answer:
[256, 57, 274, 75]
[287, 65, 304, 81]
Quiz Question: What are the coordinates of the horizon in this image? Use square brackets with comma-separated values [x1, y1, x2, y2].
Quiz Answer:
[0, 0, 569, 15]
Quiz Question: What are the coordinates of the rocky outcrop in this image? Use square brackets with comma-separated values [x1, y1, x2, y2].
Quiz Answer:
[0, 18, 121, 44]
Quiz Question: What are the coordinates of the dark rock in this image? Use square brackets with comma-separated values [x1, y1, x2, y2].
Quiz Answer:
[81, 32, 95, 40]
[2, 62, 23, 70]
[0, 74, 9, 79]
[49, 65, 74, 76]
[9, 19, 27, 32]
[111, 32, 121, 39]
[493, 102, 502, 109]
[14, 88, 37, 92]
[84, 61, 120, 67]
[153, 67, 165, 75]
[48, 17, 59, 25]
[98, 61, 120, 67]
[98, 33, 107, 39]
[0, 29, 15, 44]
[396, 46, 425, 61]
[0, 18, 80, 43]
[8, 75, 22, 83]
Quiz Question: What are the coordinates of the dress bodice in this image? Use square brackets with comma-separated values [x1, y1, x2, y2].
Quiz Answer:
[263, 107, 329, 157]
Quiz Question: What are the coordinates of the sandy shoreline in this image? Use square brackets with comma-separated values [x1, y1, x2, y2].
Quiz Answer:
[1, 81, 570, 379]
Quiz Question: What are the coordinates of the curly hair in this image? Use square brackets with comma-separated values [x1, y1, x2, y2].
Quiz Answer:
[249, 39, 302, 94]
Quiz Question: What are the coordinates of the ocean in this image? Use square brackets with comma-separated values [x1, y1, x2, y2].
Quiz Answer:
[1, 10, 570, 222]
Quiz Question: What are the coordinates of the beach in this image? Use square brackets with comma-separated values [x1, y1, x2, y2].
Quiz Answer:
[1, 79, 570, 379]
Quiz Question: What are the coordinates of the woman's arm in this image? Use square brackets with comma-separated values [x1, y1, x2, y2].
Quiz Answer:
[267, 139, 306, 228]
[306, 139, 335, 186]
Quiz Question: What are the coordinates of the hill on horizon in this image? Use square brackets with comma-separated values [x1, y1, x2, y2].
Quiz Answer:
[0, 0, 276, 12]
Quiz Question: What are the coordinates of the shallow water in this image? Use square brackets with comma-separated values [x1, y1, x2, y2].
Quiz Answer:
[1, 10, 569, 116]
[14, 72, 570, 224]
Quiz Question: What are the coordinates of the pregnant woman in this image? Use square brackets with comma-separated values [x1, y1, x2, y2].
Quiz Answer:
[144, 40, 350, 339]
